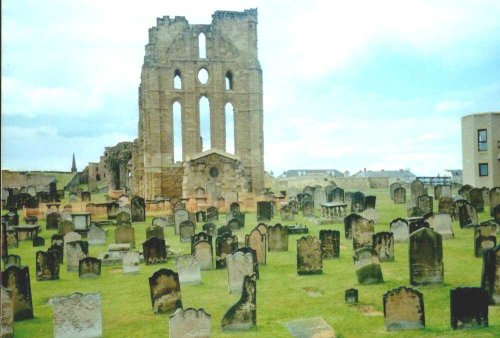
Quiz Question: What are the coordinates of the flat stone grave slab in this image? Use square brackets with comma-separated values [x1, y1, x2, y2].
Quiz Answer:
[284, 317, 336, 338]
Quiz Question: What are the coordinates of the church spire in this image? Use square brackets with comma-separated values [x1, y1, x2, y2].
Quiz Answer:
[71, 153, 77, 173]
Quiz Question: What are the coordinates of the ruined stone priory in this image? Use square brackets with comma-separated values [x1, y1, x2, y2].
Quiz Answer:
[131, 9, 264, 200]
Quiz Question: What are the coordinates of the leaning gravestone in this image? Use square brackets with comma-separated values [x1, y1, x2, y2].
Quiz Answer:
[1, 286, 14, 337]
[297, 236, 322, 275]
[215, 233, 239, 269]
[66, 241, 89, 272]
[169, 308, 211, 338]
[458, 201, 477, 228]
[51, 293, 102, 338]
[87, 225, 106, 246]
[36, 250, 60, 281]
[383, 286, 425, 331]
[257, 201, 273, 221]
[430, 213, 454, 239]
[176, 255, 202, 286]
[78, 257, 101, 278]
[373, 232, 394, 262]
[409, 228, 443, 286]
[149, 269, 182, 314]
[1, 265, 34, 320]
[319, 230, 340, 259]
[115, 224, 135, 248]
[344, 213, 362, 239]
[226, 252, 254, 294]
[474, 222, 497, 257]
[146, 224, 164, 240]
[131, 196, 146, 222]
[122, 251, 140, 274]
[450, 287, 488, 330]
[174, 209, 190, 235]
[353, 247, 383, 284]
[390, 218, 409, 243]
[143, 237, 167, 264]
[221, 274, 257, 331]
[481, 245, 500, 305]
[193, 240, 213, 270]
[469, 188, 485, 213]
[245, 228, 267, 265]
[267, 224, 288, 251]
[352, 217, 375, 252]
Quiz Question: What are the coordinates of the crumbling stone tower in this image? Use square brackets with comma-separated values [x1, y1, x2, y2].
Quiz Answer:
[134, 9, 264, 200]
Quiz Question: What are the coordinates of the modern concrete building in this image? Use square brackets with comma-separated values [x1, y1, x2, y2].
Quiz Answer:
[461, 112, 500, 188]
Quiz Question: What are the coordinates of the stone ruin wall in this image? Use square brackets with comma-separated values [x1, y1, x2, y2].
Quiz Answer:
[134, 9, 264, 200]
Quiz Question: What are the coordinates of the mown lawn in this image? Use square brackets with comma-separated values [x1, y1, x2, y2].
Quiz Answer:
[5, 189, 499, 337]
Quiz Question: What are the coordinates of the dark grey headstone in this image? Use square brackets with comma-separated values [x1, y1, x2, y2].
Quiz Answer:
[78, 257, 101, 278]
[143, 237, 167, 264]
[409, 228, 443, 286]
[36, 251, 60, 281]
[450, 287, 488, 330]
[1, 265, 34, 320]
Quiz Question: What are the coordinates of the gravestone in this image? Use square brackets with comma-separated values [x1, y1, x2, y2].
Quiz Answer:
[490, 187, 500, 217]
[69, 193, 77, 203]
[458, 201, 477, 228]
[5, 254, 21, 269]
[51, 234, 64, 246]
[373, 232, 394, 262]
[390, 218, 409, 243]
[32, 236, 45, 247]
[146, 224, 164, 240]
[331, 187, 345, 202]
[79, 257, 101, 278]
[217, 225, 232, 237]
[409, 228, 443, 286]
[143, 237, 167, 264]
[245, 228, 267, 265]
[438, 197, 453, 215]
[1, 265, 33, 320]
[482, 187, 490, 206]
[176, 255, 201, 285]
[115, 211, 131, 225]
[383, 286, 425, 331]
[409, 219, 429, 234]
[169, 308, 211, 338]
[48, 245, 64, 265]
[115, 224, 135, 248]
[180, 220, 196, 243]
[58, 220, 75, 236]
[256, 223, 268, 237]
[72, 213, 91, 230]
[1, 286, 14, 337]
[284, 317, 336, 338]
[46, 211, 60, 230]
[353, 247, 383, 284]
[195, 211, 207, 223]
[215, 233, 239, 269]
[5, 229, 18, 249]
[149, 269, 182, 314]
[227, 218, 241, 231]
[352, 217, 375, 252]
[226, 252, 254, 294]
[88, 225, 106, 246]
[64, 231, 81, 253]
[319, 230, 340, 259]
[193, 240, 213, 270]
[24, 216, 38, 225]
[417, 194, 433, 214]
[345, 288, 358, 304]
[203, 222, 216, 236]
[267, 224, 289, 251]
[430, 213, 454, 239]
[191, 232, 212, 253]
[152, 217, 169, 228]
[390, 183, 402, 200]
[81, 191, 91, 202]
[434, 185, 443, 200]
[344, 213, 362, 240]
[206, 206, 219, 222]
[364, 195, 376, 210]
[221, 274, 257, 331]
[131, 196, 146, 222]
[481, 245, 500, 305]
[51, 293, 102, 338]
[122, 251, 140, 274]
[234, 247, 259, 279]
[302, 200, 314, 217]
[313, 188, 327, 210]
[441, 185, 452, 198]
[469, 188, 484, 213]
[66, 241, 89, 272]
[174, 209, 190, 235]
[474, 222, 497, 257]
[297, 236, 322, 275]
[411, 180, 425, 201]
[280, 205, 294, 221]
[36, 250, 60, 281]
[450, 287, 488, 330]
[362, 208, 380, 224]
[351, 192, 365, 213]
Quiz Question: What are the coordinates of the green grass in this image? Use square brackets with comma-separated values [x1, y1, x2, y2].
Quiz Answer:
[5, 189, 499, 337]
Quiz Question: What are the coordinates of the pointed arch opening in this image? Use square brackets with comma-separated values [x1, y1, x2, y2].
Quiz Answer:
[225, 102, 235, 154]
[174, 69, 182, 89]
[198, 33, 206, 59]
[225, 71, 233, 90]
[199, 96, 211, 151]
[173, 101, 183, 163]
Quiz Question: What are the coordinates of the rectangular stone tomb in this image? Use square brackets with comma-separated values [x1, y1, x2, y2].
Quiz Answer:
[169, 308, 211, 338]
[354, 247, 383, 284]
[221, 274, 256, 331]
[284, 317, 336, 338]
[383, 286, 425, 331]
[176, 255, 202, 286]
[149, 269, 182, 314]
[450, 287, 488, 330]
[297, 236, 322, 275]
[79, 257, 101, 278]
[51, 293, 102, 338]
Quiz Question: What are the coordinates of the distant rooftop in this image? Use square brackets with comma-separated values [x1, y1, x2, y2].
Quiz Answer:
[352, 169, 415, 180]
[279, 169, 345, 178]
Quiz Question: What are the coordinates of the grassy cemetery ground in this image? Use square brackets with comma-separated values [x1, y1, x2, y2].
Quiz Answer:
[7, 189, 500, 337]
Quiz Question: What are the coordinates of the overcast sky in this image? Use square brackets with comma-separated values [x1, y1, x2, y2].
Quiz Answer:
[2, 0, 500, 177]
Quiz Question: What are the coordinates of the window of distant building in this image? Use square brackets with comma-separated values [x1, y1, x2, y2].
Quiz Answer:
[479, 163, 488, 176]
[478, 129, 487, 151]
